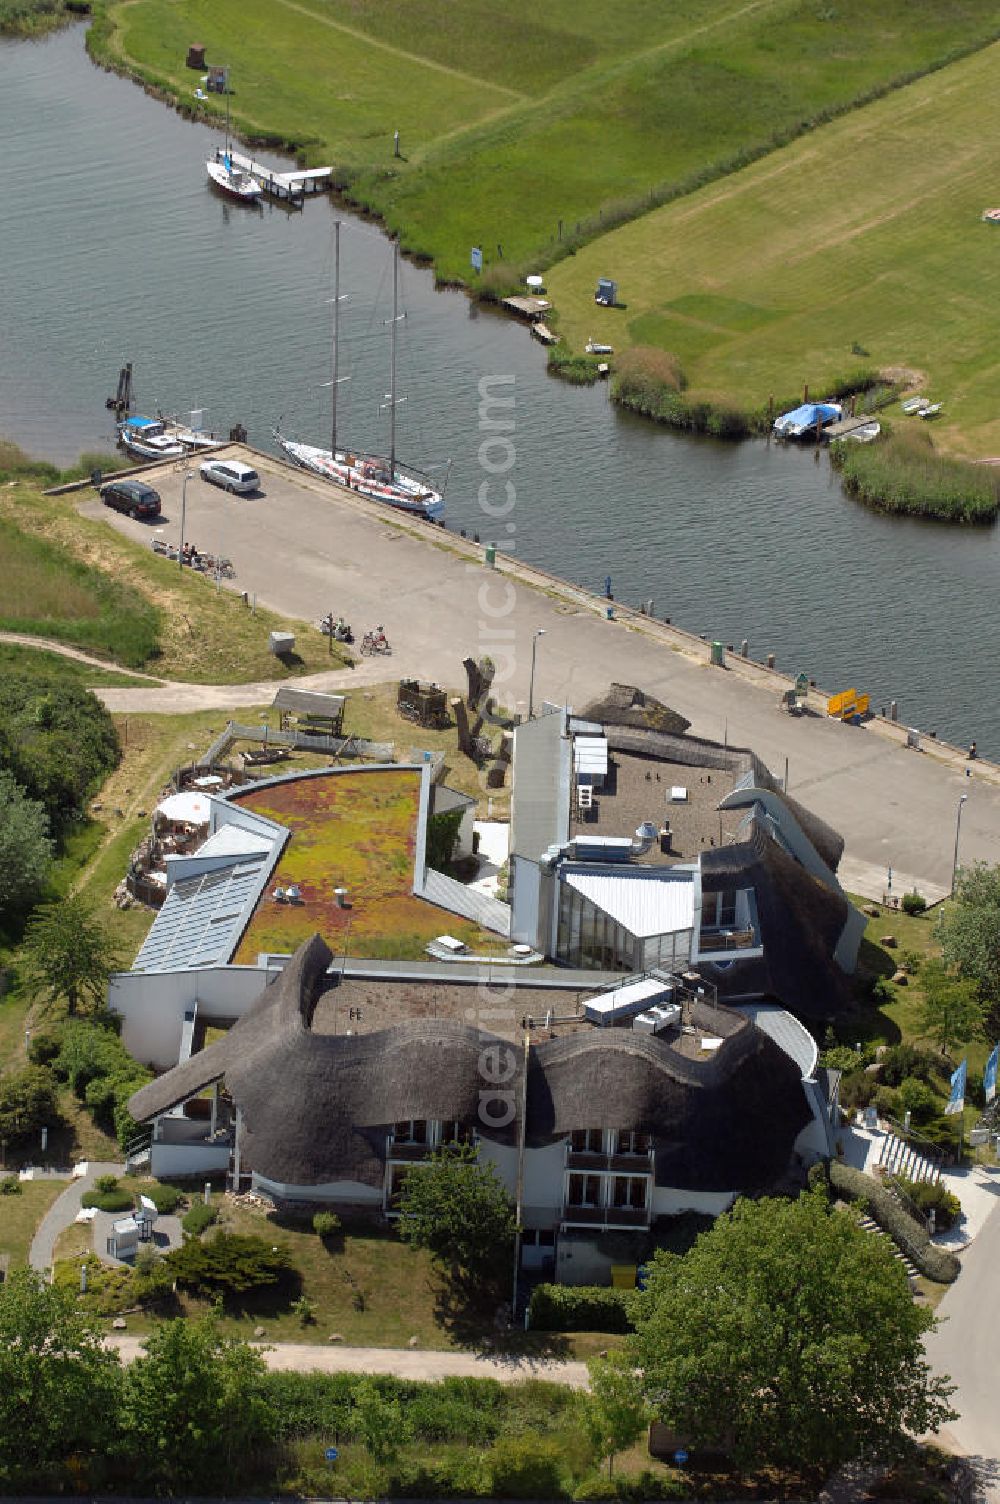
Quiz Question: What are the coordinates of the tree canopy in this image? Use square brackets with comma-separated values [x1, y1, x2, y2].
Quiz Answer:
[0, 674, 119, 836]
[23, 895, 123, 1016]
[397, 1142, 518, 1281]
[937, 862, 1000, 1013]
[0, 768, 52, 922]
[623, 1190, 955, 1474]
[917, 959, 985, 1055]
[0, 1062, 59, 1144]
[0, 1268, 121, 1488]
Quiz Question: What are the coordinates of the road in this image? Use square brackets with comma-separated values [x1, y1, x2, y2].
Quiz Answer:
[106, 1332, 589, 1386]
[925, 1197, 1000, 1500]
[75, 452, 1000, 898]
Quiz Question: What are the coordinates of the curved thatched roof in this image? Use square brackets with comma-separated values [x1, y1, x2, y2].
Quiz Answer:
[131, 933, 813, 1194]
[579, 684, 691, 736]
[700, 814, 851, 1019]
[528, 1001, 809, 1191]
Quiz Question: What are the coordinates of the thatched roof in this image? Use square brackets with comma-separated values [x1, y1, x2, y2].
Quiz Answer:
[578, 684, 691, 736]
[699, 811, 851, 1019]
[131, 933, 813, 1194]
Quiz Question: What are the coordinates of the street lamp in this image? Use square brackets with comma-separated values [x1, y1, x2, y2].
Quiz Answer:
[528, 629, 545, 720]
[179, 468, 192, 570]
[951, 792, 969, 896]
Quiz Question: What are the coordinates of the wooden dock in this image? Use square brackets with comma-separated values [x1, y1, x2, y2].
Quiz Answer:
[530, 322, 558, 346]
[502, 295, 551, 321]
[824, 414, 879, 441]
[218, 149, 333, 206]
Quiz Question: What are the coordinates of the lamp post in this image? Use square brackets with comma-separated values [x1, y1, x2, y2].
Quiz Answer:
[951, 792, 968, 896]
[179, 468, 192, 570]
[528, 629, 545, 721]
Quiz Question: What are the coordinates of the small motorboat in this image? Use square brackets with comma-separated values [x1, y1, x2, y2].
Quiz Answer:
[585, 339, 614, 355]
[919, 403, 942, 420]
[117, 416, 186, 461]
[207, 152, 262, 203]
[773, 401, 842, 438]
[842, 420, 881, 443]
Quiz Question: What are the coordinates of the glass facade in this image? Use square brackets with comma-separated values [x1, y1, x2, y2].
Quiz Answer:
[556, 879, 693, 971]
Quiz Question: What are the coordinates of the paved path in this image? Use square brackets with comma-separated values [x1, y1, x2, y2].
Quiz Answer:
[28, 1162, 124, 1274]
[72, 454, 1000, 899]
[106, 1332, 590, 1386]
[925, 1196, 1000, 1500]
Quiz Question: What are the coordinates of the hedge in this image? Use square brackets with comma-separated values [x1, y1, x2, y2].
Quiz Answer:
[182, 1202, 219, 1237]
[528, 1283, 633, 1333]
[828, 1161, 960, 1282]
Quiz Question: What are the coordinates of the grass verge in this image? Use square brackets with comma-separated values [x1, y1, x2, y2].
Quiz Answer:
[0, 1179, 68, 1269]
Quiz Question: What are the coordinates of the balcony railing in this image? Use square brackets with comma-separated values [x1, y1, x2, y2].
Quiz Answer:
[699, 926, 757, 951]
[388, 1141, 433, 1161]
[562, 1204, 650, 1229]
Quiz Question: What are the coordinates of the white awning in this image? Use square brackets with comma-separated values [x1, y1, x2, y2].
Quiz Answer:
[155, 791, 212, 825]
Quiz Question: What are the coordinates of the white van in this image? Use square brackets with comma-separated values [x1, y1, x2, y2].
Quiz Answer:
[199, 458, 260, 495]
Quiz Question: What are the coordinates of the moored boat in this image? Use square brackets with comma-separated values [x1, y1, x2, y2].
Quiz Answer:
[118, 416, 186, 461]
[207, 152, 262, 204]
[773, 401, 842, 439]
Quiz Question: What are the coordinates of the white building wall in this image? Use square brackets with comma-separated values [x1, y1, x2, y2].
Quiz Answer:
[150, 1142, 231, 1177]
[108, 964, 281, 1069]
[650, 1186, 736, 1218]
[510, 855, 542, 946]
[478, 1136, 566, 1227]
[252, 1174, 383, 1206]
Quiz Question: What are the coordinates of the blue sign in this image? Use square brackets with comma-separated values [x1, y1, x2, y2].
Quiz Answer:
[325, 1448, 339, 1462]
[945, 1058, 967, 1117]
[673, 1449, 689, 1466]
[470, 246, 483, 272]
[985, 1043, 999, 1104]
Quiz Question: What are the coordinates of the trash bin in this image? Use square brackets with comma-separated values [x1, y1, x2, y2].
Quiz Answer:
[484, 544, 496, 568]
[710, 640, 724, 666]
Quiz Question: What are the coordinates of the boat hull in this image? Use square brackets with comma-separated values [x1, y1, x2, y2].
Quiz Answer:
[275, 435, 445, 521]
[206, 159, 262, 203]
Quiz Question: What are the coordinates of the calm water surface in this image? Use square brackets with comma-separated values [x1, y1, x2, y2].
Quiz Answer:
[2, 27, 997, 750]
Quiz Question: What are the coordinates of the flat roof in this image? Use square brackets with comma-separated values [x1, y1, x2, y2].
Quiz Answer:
[570, 747, 741, 865]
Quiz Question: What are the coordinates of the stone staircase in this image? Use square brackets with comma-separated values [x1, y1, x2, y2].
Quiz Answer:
[857, 1214, 920, 1282]
[876, 1129, 942, 1185]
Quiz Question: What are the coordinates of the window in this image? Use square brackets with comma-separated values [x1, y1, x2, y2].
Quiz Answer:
[571, 1128, 604, 1154]
[611, 1176, 648, 1210]
[441, 1120, 474, 1145]
[567, 1173, 601, 1208]
[393, 1120, 428, 1145]
[702, 890, 738, 929]
[615, 1130, 651, 1156]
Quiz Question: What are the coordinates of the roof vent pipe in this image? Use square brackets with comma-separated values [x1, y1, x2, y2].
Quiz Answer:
[632, 821, 658, 856]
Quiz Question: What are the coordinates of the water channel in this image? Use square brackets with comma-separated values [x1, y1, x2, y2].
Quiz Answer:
[2, 25, 996, 751]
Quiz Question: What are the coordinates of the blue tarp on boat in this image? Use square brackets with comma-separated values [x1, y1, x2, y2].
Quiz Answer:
[121, 416, 159, 432]
[773, 402, 841, 435]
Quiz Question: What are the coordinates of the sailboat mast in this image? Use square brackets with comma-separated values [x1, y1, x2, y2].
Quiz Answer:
[331, 220, 341, 457]
[389, 241, 398, 476]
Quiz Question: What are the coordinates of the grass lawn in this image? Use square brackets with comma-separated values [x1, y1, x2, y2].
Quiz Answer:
[0, 640, 151, 688]
[546, 42, 1000, 457]
[233, 767, 486, 961]
[0, 1179, 67, 1269]
[0, 482, 349, 682]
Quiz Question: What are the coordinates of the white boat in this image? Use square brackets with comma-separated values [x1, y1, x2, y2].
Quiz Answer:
[585, 339, 614, 355]
[205, 75, 261, 203]
[919, 403, 942, 420]
[160, 411, 226, 453]
[207, 152, 262, 204]
[901, 396, 930, 415]
[274, 227, 447, 523]
[117, 416, 186, 461]
[842, 420, 881, 443]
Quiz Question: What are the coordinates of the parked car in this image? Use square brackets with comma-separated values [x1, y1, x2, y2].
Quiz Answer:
[199, 458, 260, 495]
[100, 478, 161, 519]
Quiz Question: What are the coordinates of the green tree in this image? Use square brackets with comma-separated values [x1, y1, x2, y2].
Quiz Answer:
[918, 960, 985, 1056]
[118, 1318, 274, 1491]
[162, 1231, 291, 1299]
[624, 1190, 955, 1474]
[0, 1063, 59, 1143]
[937, 862, 1000, 1011]
[584, 1351, 648, 1477]
[0, 769, 52, 920]
[23, 896, 123, 1015]
[0, 1268, 121, 1488]
[397, 1142, 517, 1282]
[352, 1375, 412, 1466]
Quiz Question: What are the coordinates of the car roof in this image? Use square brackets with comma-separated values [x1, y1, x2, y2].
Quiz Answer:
[209, 459, 256, 474]
[119, 479, 157, 497]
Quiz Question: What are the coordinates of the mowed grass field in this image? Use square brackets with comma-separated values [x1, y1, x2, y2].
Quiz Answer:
[100, 0, 1000, 286]
[547, 43, 1000, 457]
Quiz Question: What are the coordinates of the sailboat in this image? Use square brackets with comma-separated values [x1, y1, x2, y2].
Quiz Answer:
[205, 71, 262, 204]
[274, 228, 447, 522]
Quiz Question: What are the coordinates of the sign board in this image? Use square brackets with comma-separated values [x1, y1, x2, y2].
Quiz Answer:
[795, 673, 810, 695]
[325, 1448, 339, 1463]
[673, 1449, 689, 1467]
[827, 688, 871, 721]
[470, 246, 483, 273]
[969, 1127, 990, 1147]
[864, 1104, 879, 1130]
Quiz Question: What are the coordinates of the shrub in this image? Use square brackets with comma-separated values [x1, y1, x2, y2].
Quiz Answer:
[528, 1283, 633, 1334]
[839, 1069, 877, 1112]
[143, 1183, 183, 1215]
[163, 1231, 292, 1298]
[880, 1044, 939, 1088]
[897, 1077, 939, 1122]
[871, 977, 896, 1005]
[893, 1177, 962, 1231]
[313, 1210, 341, 1240]
[828, 1161, 960, 1282]
[25, 1032, 60, 1066]
[182, 1202, 219, 1237]
[292, 1295, 316, 1326]
[820, 1044, 872, 1074]
[82, 1187, 134, 1213]
[488, 1435, 567, 1498]
[902, 891, 928, 915]
[0, 1174, 22, 1195]
[94, 1173, 119, 1194]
